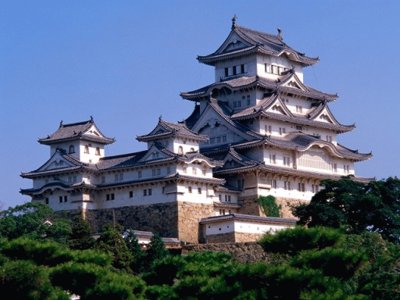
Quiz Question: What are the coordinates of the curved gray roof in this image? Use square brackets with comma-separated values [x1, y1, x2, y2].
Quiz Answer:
[198, 24, 318, 66]
[38, 118, 114, 145]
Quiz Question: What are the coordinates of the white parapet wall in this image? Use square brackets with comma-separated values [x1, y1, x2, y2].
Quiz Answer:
[200, 213, 297, 243]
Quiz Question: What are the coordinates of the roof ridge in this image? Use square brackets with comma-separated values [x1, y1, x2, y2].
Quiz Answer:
[100, 151, 146, 160]
[235, 25, 281, 44]
[60, 119, 92, 128]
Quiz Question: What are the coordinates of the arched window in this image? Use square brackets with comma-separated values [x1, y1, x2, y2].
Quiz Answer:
[84, 145, 89, 154]
[68, 145, 75, 154]
[178, 146, 183, 155]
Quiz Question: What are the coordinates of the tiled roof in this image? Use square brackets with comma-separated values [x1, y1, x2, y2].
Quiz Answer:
[137, 119, 208, 142]
[96, 151, 147, 170]
[21, 149, 88, 178]
[231, 96, 354, 133]
[181, 75, 336, 102]
[198, 24, 318, 66]
[20, 181, 73, 195]
[39, 118, 114, 145]
[233, 132, 371, 161]
[213, 160, 372, 183]
[97, 172, 224, 189]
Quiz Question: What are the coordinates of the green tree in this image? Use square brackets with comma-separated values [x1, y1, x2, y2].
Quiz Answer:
[0, 259, 69, 300]
[68, 216, 95, 250]
[294, 177, 400, 243]
[0, 202, 71, 242]
[95, 224, 133, 272]
[124, 229, 145, 273]
[144, 233, 169, 269]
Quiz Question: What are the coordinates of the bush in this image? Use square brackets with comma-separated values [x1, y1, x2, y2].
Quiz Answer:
[259, 226, 342, 255]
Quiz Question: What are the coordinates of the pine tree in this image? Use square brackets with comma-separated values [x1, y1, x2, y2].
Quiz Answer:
[95, 224, 133, 272]
[68, 216, 95, 250]
[124, 229, 145, 273]
[144, 233, 168, 268]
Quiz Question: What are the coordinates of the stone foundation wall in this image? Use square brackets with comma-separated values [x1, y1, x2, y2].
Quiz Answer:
[203, 232, 263, 243]
[234, 232, 264, 243]
[182, 242, 268, 263]
[238, 196, 308, 219]
[275, 197, 309, 218]
[238, 196, 262, 215]
[205, 232, 235, 243]
[83, 202, 179, 237]
[177, 202, 214, 243]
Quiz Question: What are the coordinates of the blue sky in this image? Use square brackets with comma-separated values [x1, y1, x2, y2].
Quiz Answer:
[1, 1, 399, 209]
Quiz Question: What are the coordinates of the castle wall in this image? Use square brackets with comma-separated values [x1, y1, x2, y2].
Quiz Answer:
[83, 202, 179, 237]
[182, 242, 269, 263]
[177, 201, 214, 243]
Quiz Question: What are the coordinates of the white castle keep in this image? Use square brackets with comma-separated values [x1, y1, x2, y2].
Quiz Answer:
[21, 20, 371, 243]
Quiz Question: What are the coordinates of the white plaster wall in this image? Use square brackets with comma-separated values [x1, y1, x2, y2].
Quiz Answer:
[267, 184, 314, 201]
[234, 220, 291, 234]
[96, 184, 177, 209]
[79, 142, 104, 164]
[263, 148, 294, 168]
[45, 190, 84, 211]
[284, 97, 313, 116]
[204, 219, 292, 236]
[216, 192, 238, 204]
[177, 183, 215, 204]
[256, 55, 304, 82]
[214, 56, 256, 81]
[205, 220, 235, 235]
[50, 141, 81, 158]
[172, 139, 199, 154]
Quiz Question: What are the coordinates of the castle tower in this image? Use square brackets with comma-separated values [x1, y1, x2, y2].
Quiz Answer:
[181, 20, 371, 217]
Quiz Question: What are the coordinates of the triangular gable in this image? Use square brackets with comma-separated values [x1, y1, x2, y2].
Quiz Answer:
[137, 144, 172, 163]
[147, 123, 171, 136]
[311, 106, 338, 125]
[213, 31, 252, 55]
[36, 151, 79, 172]
[221, 148, 256, 169]
[280, 73, 307, 92]
[82, 124, 102, 138]
[191, 103, 255, 143]
[265, 96, 293, 117]
[80, 124, 113, 142]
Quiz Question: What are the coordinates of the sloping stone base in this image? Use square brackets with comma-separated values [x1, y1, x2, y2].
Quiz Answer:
[86, 203, 179, 237]
[182, 242, 268, 263]
[275, 197, 309, 218]
[204, 232, 264, 243]
[177, 202, 214, 243]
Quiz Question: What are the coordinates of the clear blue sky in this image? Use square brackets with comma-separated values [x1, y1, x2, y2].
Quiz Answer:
[1, 1, 399, 209]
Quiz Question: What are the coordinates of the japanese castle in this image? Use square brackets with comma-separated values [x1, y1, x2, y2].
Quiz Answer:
[21, 19, 371, 243]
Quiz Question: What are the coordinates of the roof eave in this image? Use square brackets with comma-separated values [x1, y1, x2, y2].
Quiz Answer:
[38, 136, 115, 145]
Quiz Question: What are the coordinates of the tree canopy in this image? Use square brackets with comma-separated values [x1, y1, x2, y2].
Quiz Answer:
[0, 202, 71, 242]
[294, 177, 400, 243]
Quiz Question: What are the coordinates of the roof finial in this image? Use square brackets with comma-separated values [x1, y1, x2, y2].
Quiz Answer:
[231, 14, 237, 30]
[159, 114, 162, 122]
[90, 115, 94, 122]
[277, 28, 283, 40]
[59, 120, 63, 128]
